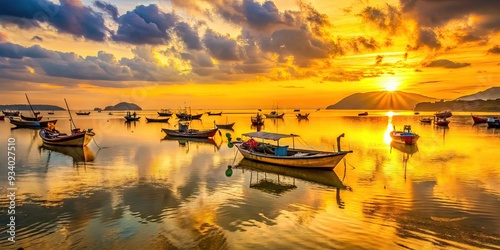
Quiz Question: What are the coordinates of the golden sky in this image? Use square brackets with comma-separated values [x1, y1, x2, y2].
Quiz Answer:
[0, 0, 499, 109]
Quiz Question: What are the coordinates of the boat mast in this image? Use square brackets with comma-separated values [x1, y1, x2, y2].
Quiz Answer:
[25, 93, 37, 117]
[64, 98, 78, 131]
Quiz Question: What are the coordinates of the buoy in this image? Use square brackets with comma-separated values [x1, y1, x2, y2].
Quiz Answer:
[225, 166, 233, 177]
[227, 142, 234, 148]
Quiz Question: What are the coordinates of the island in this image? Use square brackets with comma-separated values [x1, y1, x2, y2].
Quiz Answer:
[103, 102, 142, 111]
[414, 99, 500, 112]
[0, 104, 65, 110]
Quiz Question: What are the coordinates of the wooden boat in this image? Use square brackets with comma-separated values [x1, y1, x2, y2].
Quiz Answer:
[76, 111, 91, 115]
[471, 114, 488, 124]
[390, 125, 419, 145]
[40, 144, 95, 162]
[435, 110, 452, 118]
[9, 117, 58, 128]
[162, 121, 218, 138]
[234, 132, 353, 170]
[176, 113, 203, 120]
[2, 110, 20, 116]
[215, 122, 235, 129]
[251, 113, 265, 125]
[487, 118, 500, 128]
[157, 109, 173, 116]
[207, 111, 223, 116]
[296, 113, 309, 119]
[20, 114, 43, 121]
[124, 111, 141, 121]
[358, 112, 368, 116]
[39, 99, 95, 147]
[146, 117, 170, 122]
[237, 158, 346, 189]
[264, 111, 285, 118]
[40, 128, 95, 147]
[435, 118, 450, 126]
[420, 117, 432, 123]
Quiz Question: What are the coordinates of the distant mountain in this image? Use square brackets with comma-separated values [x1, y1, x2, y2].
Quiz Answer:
[326, 91, 438, 110]
[0, 104, 65, 110]
[415, 99, 500, 111]
[455, 87, 500, 101]
[104, 102, 142, 111]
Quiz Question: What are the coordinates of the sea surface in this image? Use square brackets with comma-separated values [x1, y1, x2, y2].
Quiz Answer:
[0, 110, 499, 249]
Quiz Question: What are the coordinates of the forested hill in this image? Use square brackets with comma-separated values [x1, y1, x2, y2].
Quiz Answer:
[414, 99, 500, 111]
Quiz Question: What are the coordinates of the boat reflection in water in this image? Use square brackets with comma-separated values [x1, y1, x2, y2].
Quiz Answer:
[390, 141, 418, 180]
[235, 158, 350, 207]
[161, 135, 221, 150]
[40, 144, 96, 165]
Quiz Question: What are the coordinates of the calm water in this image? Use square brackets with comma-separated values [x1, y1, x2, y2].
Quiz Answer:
[0, 110, 499, 249]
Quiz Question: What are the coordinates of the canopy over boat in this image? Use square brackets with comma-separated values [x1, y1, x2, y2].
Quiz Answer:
[242, 131, 298, 141]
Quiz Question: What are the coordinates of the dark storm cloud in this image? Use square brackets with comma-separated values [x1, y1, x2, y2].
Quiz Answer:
[203, 29, 241, 61]
[113, 4, 177, 45]
[94, 0, 119, 21]
[487, 45, 500, 54]
[174, 22, 202, 50]
[243, 0, 282, 29]
[0, 0, 109, 41]
[425, 59, 471, 69]
[400, 0, 500, 34]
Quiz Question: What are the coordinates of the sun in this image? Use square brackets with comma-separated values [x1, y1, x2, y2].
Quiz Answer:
[384, 79, 399, 92]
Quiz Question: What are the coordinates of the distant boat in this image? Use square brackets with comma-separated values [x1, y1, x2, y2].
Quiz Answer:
[108, 112, 113, 115]
[296, 113, 309, 119]
[47, 111, 55, 115]
[316, 108, 320, 111]
[124, 111, 140, 121]
[162, 121, 218, 138]
[264, 111, 285, 118]
[157, 109, 173, 117]
[233, 132, 352, 170]
[358, 112, 368, 116]
[251, 113, 265, 125]
[9, 117, 58, 128]
[207, 111, 223, 116]
[390, 125, 419, 145]
[20, 113, 43, 121]
[176, 113, 203, 120]
[2, 110, 20, 116]
[487, 118, 500, 128]
[414, 112, 420, 115]
[420, 117, 432, 123]
[435, 118, 450, 126]
[293, 109, 300, 112]
[215, 122, 235, 129]
[471, 114, 488, 124]
[76, 111, 90, 115]
[0, 114, 4, 120]
[146, 117, 170, 122]
[435, 110, 452, 118]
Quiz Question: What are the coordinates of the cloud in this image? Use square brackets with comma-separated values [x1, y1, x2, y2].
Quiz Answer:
[358, 4, 402, 35]
[31, 36, 43, 41]
[113, 4, 177, 45]
[203, 29, 241, 61]
[417, 28, 441, 49]
[94, 0, 119, 21]
[243, 0, 282, 29]
[375, 55, 384, 65]
[0, 32, 7, 42]
[174, 22, 202, 50]
[487, 45, 500, 54]
[424, 59, 471, 69]
[0, 0, 110, 41]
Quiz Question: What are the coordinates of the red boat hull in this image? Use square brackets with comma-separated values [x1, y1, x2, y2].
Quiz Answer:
[472, 115, 488, 124]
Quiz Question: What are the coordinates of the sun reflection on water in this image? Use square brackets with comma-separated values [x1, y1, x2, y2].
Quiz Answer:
[383, 111, 394, 144]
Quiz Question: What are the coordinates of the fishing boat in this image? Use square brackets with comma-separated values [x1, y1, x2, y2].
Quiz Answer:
[234, 132, 353, 170]
[9, 117, 58, 128]
[157, 109, 173, 117]
[420, 117, 433, 123]
[435, 118, 450, 126]
[264, 111, 285, 118]
[390, 125, 419, 145]
[207, 111, 223, 116]
[215, 122, 235, 129]
[296, 113, 310, 119]
[2, 110, 20, 116]
[162, 121, 218, 138]
[487, 118, 500, 128]
[39, 99, 95, 147]
[435, 110, 452, 118]
[20, 113, 43, 121]
[124, 111, 140, 121]
[471, 114, 488, 124]
[176, 113, 203, 120]
[146, 117, 170, 122]
[251, 113, 265, 125]
[76, 111, 91, 115]
[358, 112, 368, 116]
